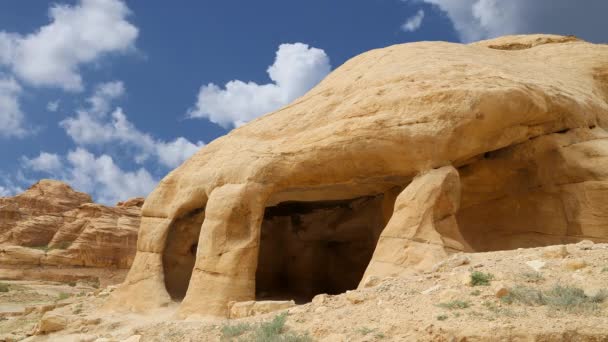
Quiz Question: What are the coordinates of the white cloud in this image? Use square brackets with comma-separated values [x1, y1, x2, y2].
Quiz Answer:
[88, 81, 125, 115]
[0, 0, 138, 91]
[65, 148, 156, 204]
[412, 0, 608, 43]
[46, 100, 60, 112]
[61, 81, 204, 168]
[22, 152, 62, 172]
[401, 10, 425, 32]
[188, 43, 331, 128]
[155, 137, 203, 169]
[0, 76, 26, 137]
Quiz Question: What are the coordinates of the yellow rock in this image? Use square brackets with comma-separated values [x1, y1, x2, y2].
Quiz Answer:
[109, 34, 608, 318]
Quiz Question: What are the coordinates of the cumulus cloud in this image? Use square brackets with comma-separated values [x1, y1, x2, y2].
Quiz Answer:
[65, 148, 157, 204]
[401, 10, 425, 32]
[61, 81, 204, 168]
[20, 148, 156, 204]
[0, 76, 26, 137]
[22, 152, 62, 172]
[0, 0, 138, 91]
[46, 100, 60, 112]
[188, 43, 331, 128]
[411, 0, 608, 43]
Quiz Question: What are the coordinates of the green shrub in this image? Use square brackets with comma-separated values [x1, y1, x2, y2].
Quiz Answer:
[437, 300, 471, 310]
[357, 327, 374, 335]
[221, 322, 251, 340]
[470, 271, 494, 286]
[470, 290, 481, 296]
[502, 285, 608, 313]
[221, 313, 311, 342]
[0, 283, 9, 293]
[57, 292, 71, 300]
[437, 314, 448, 321]
[520, 272, 544, 283]
[68, 281, 77, 287]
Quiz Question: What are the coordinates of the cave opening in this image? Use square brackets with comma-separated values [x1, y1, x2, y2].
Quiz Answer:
[255, 194, 390, 303]
[162, 207, 205, 300]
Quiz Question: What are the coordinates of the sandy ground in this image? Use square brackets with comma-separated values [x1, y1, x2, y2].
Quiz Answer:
[2, 241, 608, 342]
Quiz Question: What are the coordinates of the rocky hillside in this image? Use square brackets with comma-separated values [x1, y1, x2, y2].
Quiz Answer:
[0, 180, 141, 283]
[2, 241, 607, 341]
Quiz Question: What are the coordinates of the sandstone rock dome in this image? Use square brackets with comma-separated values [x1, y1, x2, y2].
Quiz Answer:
[109, 34, 608, 318]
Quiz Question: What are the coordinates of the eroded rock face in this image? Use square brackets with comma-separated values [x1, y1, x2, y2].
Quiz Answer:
[0, 180, 142, 272]
[109, 34, 608, 318]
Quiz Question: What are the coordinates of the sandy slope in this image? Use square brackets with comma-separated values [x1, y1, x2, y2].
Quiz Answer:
[2, 241, 607, 341]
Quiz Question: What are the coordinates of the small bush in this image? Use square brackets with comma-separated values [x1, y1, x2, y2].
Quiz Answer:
[57, 292, 71, 301]
[30, 245, 50, 252]
[601, 267, 608, 273]
[437, 314, 448, 321]
[220, 313, 312, 342]
[221, 322, 251, 339]
[470, 271, 494, 286]
[502, 285, 608, 313]
[254, 312, 288, 341]
[470, 290, 481, 296]
[520, 272, 544, 283]
[437, 300, 471, 310]
[357, 327, 374, 335]
[0, 283, 9, 293]
[501, 285, 545, 306]
[68, 281, 77, 287]
[483, 301, 517, 317]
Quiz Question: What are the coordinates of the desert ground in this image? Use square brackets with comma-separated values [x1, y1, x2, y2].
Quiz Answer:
[1, 240, 606, 341]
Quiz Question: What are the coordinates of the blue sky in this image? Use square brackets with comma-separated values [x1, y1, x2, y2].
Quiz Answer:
[0, 0, 607, 204]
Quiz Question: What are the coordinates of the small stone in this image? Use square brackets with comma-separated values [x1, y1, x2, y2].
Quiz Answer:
[583, 287, 603, 298]
[421, 284, 441, 295]
[430, 254, 470, 272]
[492, 282, 510, 298]
[526, 259, 546, 272]
[541, 245, 569, 259]
[250, 300, 295, 316]
[577, 240, 595, 250]
[312, 294, 328, 305]
[345, 291, 365, 304]
[314, 306, 329, 313]
[562, 259, 587, 270]
[35, 312, 68, 335]
[362, 276, 382, 288]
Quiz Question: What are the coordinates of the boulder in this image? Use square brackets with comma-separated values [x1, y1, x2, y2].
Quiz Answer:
[229, 300, 295, 318]
[35, 312, 68, 335]
[108, 34, 608, 318]
[541, 246, 569, 259]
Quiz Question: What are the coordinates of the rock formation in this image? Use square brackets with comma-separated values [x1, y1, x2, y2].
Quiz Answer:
[0, 180, 142, 280]
[109, 34, 608, 318]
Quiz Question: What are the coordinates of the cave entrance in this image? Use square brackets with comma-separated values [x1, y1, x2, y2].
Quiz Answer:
[256, 194, 390, 303]
[162, 207, 205, 300]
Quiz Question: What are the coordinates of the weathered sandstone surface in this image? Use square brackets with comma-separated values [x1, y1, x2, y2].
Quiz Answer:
[110, 34, 608, 318]
[0, 180, 142, 281]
